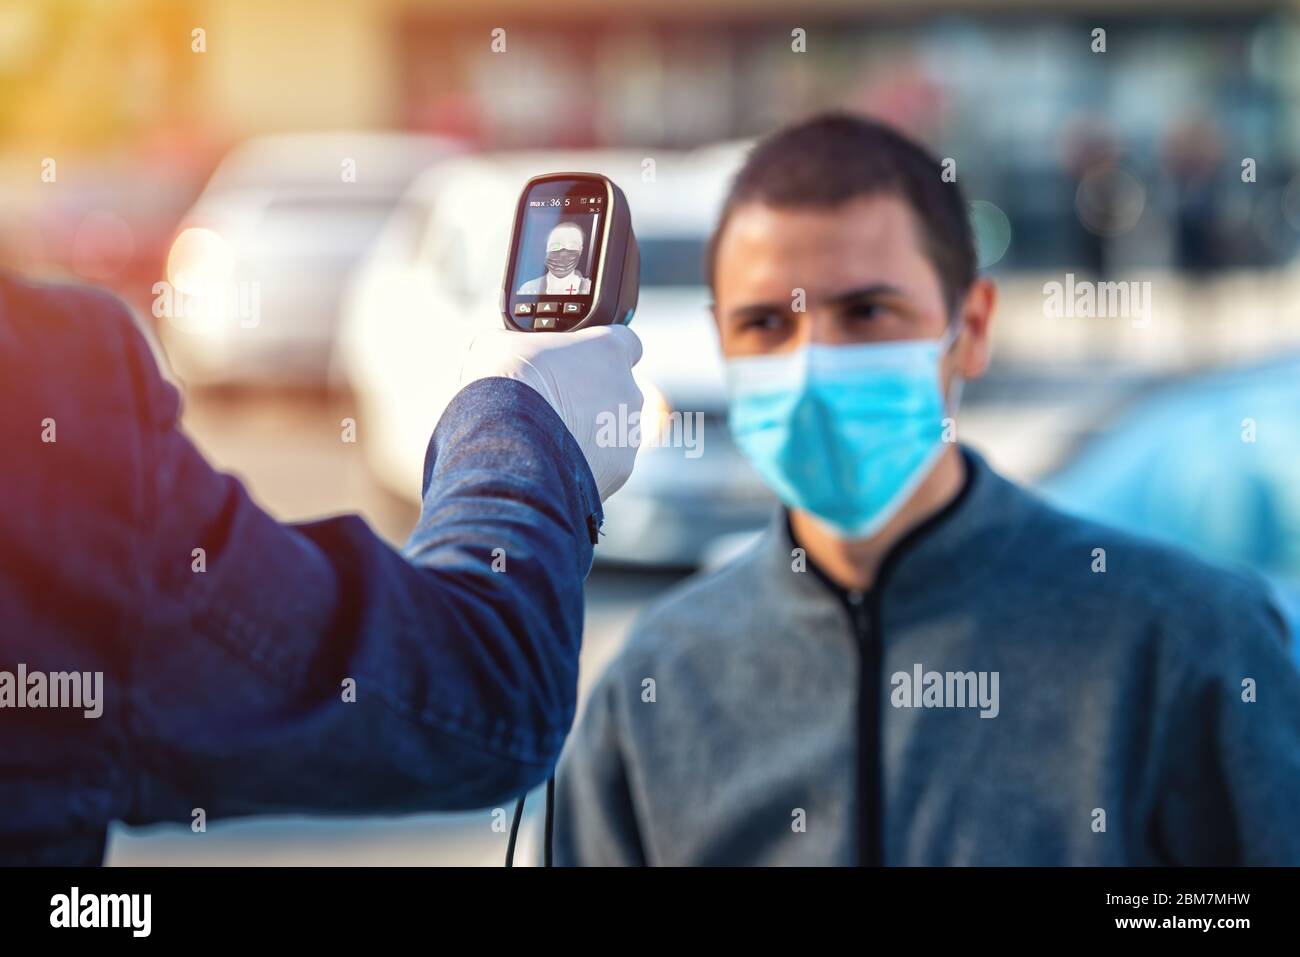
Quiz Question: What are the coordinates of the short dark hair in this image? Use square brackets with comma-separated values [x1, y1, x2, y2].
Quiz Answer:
[707, 112, 976, 313]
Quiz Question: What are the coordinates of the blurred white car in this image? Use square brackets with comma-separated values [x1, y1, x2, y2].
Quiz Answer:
[338, 147, 775, 566]
[158, 132, 461, 389]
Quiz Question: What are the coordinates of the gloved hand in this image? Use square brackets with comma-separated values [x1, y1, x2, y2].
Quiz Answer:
[459, 325, 644, 500]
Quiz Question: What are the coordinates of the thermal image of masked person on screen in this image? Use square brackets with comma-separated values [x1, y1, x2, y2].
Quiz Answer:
[517, 221, 593, 294]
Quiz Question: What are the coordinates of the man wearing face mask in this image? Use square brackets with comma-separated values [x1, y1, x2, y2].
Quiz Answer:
[517, 222, 593, 295]
[552, 113, 1300, 866]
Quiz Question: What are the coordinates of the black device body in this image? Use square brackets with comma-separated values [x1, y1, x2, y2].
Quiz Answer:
[500, 172, 639, 332]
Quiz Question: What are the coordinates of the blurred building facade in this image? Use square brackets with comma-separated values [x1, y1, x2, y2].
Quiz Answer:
[3, 0, 1300, 297]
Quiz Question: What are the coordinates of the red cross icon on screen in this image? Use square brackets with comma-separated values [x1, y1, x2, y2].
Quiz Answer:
[564, 282, 579, 293]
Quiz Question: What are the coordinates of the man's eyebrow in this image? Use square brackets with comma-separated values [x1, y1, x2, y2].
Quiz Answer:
[824, 283, 906, 307]
[724, 283, 909, 322]
[725, 301, 785, 323]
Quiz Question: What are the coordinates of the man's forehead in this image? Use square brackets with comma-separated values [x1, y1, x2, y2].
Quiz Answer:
[725, 196, 921, 255]
[715, 196, 930, 295]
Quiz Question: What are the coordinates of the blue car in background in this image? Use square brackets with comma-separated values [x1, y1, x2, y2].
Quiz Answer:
[1039, 354, 1300, 662]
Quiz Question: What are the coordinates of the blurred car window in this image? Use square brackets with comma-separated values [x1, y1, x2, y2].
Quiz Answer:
[639, 237, 706, 288]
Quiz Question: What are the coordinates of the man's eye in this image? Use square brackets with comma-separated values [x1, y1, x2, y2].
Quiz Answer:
[743, 313, 785, 332]
[845, 301, 887, 320]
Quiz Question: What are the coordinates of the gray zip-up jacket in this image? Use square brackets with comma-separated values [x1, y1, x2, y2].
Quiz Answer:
[554, 447, 1300, 865]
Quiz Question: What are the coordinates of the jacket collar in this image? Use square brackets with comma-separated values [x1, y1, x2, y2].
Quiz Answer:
[754, 445, 1029, 610]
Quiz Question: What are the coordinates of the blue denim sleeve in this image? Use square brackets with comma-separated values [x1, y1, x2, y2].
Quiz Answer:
[121, 308, 603, 823]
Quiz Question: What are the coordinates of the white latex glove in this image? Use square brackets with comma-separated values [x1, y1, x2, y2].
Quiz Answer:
[458, 325, 645, 501]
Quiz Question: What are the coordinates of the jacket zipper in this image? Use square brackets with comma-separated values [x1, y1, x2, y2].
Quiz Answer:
[846, 588, 882, 866]
[788, 449, 978, 868]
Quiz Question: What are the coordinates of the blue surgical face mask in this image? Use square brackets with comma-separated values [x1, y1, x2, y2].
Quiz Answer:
[726, 325, 961, 540]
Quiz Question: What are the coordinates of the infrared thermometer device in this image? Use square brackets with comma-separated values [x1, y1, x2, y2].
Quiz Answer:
[501, 172, 639, 332]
